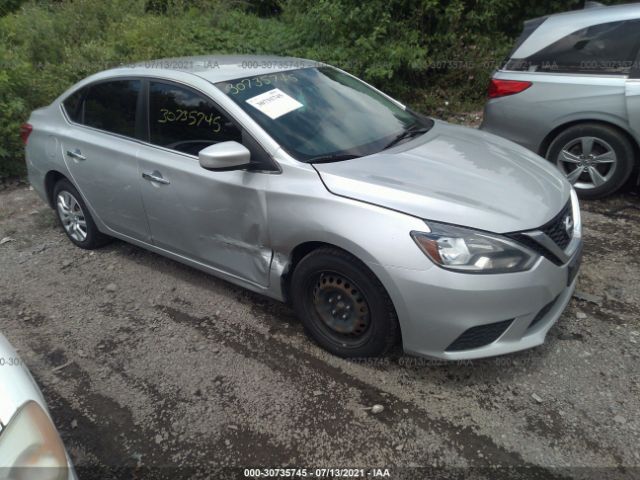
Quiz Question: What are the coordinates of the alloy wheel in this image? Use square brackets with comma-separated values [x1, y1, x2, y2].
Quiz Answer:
[556, 136, 617, 190]
[56, 190, 87, 242]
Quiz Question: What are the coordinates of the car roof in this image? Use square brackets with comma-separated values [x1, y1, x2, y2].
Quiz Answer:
[512, 3, 640, 59]
[105, 54, 322, 84]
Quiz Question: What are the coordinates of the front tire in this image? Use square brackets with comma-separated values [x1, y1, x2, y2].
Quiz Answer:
[547, 123, 635, 199]
[53, 179, 111, 249]
[290, 247, 399, 358]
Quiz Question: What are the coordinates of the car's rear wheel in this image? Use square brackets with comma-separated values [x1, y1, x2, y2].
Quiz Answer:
[290, 247, 399, 357]
[53, 179, 111, 249]
[547, 123, 635, 199]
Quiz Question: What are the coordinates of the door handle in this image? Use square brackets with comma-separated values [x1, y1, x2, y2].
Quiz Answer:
[66, 149, 86, 161]
[142, 171, 170, 185]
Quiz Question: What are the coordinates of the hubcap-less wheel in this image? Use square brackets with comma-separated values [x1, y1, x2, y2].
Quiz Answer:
[312, 272, 371, 345]
[56, 191, 87, 242]
[556, 136, 617, 190]
[291, 247, 400, 357]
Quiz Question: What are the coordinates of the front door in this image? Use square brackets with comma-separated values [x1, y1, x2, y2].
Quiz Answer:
[136, 80, 272, 287]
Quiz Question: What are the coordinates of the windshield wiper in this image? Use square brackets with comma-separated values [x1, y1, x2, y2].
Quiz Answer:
[307, 153, 360, 164]
[308, 123, 431, 163]
[383, 125, 431, 150]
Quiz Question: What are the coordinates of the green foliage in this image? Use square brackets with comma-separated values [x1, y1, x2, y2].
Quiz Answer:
[0, 0, 28, 17]
[0, 0, 629, 177]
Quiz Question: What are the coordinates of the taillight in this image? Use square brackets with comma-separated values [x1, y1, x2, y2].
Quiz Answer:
[20, 123, 33, 145]
[488, 79, 532, 99]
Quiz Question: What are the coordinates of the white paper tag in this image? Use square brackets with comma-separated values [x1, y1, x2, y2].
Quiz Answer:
[245, 88, 303, 119]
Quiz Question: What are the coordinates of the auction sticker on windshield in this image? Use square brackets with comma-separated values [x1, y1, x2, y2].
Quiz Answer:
[245, 88, 303, 119]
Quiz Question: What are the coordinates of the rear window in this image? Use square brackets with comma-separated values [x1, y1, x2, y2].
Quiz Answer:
[507, 16, 548, 59]
[62, 87, 86, 123]
[83, 80, 141, 137]
[505, 19, 640, 74]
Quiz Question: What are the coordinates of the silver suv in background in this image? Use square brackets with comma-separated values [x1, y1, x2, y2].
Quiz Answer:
[481, 2, 640, 198]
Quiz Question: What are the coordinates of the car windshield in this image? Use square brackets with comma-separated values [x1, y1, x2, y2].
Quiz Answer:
[215, 67, 432, 162]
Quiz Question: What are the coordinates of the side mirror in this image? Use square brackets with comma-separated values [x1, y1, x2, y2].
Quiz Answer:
[199, 141, 251, 171]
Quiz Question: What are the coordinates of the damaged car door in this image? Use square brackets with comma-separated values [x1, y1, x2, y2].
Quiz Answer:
[136, 80, 272, 287]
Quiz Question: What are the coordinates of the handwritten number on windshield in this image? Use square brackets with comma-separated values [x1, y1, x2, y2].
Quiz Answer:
[158, 109, 221, 133]
[226, 73, 298, 95]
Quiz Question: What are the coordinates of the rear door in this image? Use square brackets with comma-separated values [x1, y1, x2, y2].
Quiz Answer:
[60, 79, 151, 242]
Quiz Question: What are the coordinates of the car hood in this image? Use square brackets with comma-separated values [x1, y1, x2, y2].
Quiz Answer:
[0, 334, 47, 427]
[313, 120, 571, 233]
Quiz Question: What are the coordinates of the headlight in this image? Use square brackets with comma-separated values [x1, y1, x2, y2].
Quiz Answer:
[411, 222, 537, 273]
[0, 401, 69, 480]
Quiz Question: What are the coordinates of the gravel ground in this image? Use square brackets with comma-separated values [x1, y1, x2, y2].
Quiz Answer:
[0, 178, 639, 480]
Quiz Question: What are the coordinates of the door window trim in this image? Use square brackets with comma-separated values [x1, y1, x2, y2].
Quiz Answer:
[496, 70, 629, 79]
[59, 75, 280, 172]
[59, 76, 146, 145]
[630, 50, 640, 80]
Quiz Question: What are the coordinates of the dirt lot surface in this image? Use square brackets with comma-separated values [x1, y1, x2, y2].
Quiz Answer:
[1, 180, 639, 480]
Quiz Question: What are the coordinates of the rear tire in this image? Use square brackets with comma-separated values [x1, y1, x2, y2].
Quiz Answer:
[290, 247, 399, 358]
[547, 123, 635, 199]
[53, 179, 111, 249]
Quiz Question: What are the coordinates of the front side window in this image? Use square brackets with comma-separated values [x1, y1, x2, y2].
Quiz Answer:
[506, 20, 640, 74]
[148, 81, 242, 155]
[215, 67, 432, 162]
[83, 80, 141, 137]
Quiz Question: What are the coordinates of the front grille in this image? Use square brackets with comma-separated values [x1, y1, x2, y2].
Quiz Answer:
[507, 201, 573, 266]
[509, 233, 563, 266]
[528, 296, 559, 330]
[540, 202, 572, 250]
[445, 319, 513, 352]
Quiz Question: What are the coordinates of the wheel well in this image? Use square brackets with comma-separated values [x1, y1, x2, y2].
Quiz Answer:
[281, 241, 332, 302]
[539, 120, 640, 162]
[44, 170, 68, 208]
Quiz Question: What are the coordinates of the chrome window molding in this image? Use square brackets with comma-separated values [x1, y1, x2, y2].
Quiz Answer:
[58, 75, 281, 170]
[497, 69, 629, 79]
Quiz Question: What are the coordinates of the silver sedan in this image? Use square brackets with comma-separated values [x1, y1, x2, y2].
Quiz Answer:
[24, 55, 582, 359]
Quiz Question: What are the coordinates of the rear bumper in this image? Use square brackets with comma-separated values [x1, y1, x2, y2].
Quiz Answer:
[378, 241, 581, 360]
[25, 150, 49, 206]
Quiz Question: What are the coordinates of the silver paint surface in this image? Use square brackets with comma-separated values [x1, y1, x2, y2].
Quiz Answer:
[26, 55, 581, 359]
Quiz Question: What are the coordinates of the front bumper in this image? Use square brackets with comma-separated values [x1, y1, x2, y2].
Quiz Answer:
[380, 241, 582, 360]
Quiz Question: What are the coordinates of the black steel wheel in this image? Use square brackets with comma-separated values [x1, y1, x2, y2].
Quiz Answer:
[311, 271, 372, 347]
[291, 247, 399, 357]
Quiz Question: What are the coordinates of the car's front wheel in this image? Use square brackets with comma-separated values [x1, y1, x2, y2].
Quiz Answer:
[290, 247, 400, 357]
[53, 179, 111, 249]
[547, 123, 635, 199]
